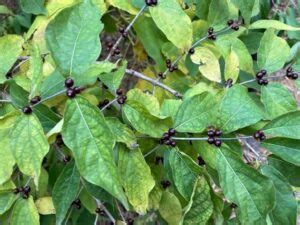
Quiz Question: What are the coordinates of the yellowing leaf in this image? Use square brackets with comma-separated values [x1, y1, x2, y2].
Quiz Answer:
[35, 197, 56, 215]
[224, 49, 239, 82]
[191, 47, 221, 82]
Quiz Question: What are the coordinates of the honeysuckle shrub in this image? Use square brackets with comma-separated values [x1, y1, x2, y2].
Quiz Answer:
[0, 0, 300, 224]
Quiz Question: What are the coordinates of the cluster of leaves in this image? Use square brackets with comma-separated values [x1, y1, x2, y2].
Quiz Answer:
[0, 0, 300, 224]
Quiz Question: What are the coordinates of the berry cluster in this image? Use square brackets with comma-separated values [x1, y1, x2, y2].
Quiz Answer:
[161, 180, 171, 189]
[106, 43, 121, 56]
[13, 185, 31, 199]
[116, 88, 127, 105]
[286, 67, 298, 80]
[30, 96, 41, 105]
[207, 27, 216, 40]
[256, 70, 268, 86]
[197, 156, 205, 166]
[72, 199, 81, 209]
[118, 27, 128, 38]
[95, 207, 106, 216]
[207, 127, 222, 147]
[165, 59, 178, 73]
[227, 20, 239, 30]
[98, 99, 110, 110]
[225, 78, 233, 88]
[145, 0, 157, 6]
[65, 78, 82, 98]
[159, 128, 176, 147]
[253, 130, 266, 141]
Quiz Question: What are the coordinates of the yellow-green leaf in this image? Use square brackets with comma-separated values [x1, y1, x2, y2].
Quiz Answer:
[11, 197, 39, 225]
[35, 197, 56, 215]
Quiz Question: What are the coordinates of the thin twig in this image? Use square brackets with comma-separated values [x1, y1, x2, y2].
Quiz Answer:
[106, 5, 147, 61]
[94, 214, 99, 225]
[95, 199, 116, 224]
[100, 98, 118, 111]
[144, 145, 160, 158]
[125, 69, 183, 98]
[238, 78, 256, 85]
[171, 136, 252, 141]
[115, 199, 126, 222]
[12, 57, 30, 73]
[0, 99, 11, 103]
[32, 89, 66, 107]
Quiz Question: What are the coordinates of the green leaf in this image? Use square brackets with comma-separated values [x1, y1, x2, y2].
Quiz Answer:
[99, 61, 126, 93]
[169, 150, 202, 200]
[216, 36, 253, 74]
[268, 156, 300, 187]
[0, 113, 17, 185]
[263, 111, 300, 140]
[216, 147, 275, 225]
[219, 85, 263, 133]
[257, 29, 290, 73]
[40, 70, 65, 99]
[127, 88, 160, 116]
[250, 20, 300, 30]
[45, 0, 103, 76]
[106, 117, 137, 149]
[118, 146, 155, 214]
[62, 96, 128, 208]
[0, 181, 17, 215]
[0, 35, 23, 83]
[191, 47, 221, 83]
[261, 138, 300, 166]
[207, 0, 229, 29]
[230, 0, 258, 25]
[261, 165, 297, 225]
[160, 99, 182, 120]
[123, 100, 172, 138]
[0, 5, 13, 15]
[11, 197, 39, 225]
[261, 83, 297, 119]
[20, 0, 47, 15]
[76, 61, 116, 86]
[174, 92, 216, 133]
[182, 177, 213, 225]
[107, 0, 138, 14]
[10, 114, 50, 182]
[149, 0, 192, 50]
[159, 191, 182, 225]
[224, 49, 239, 82]
[52, 161, 80, 225]
[29, 44, 43, 98]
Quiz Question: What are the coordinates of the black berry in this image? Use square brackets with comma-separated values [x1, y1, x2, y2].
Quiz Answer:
[114, 48, 121, 55]
[74, 86, 82, 94]
[116, 88, 124, 96]
[158, 72, 166, 79]
[119, 27, 125, 33]
[256, 72, 264, 79]
[208, 27, 214, 34]
[66, 89, 76, 98]
[188, 48, 195, 54]
[253, 130, 266, 141]
[23, 186, 31, 194]
[214, 139, 222, 147]
[161, 180, 171, 189]
[22, 192, 29, 199]
[207, 129, 215, 137]
[168, 128, 176, 136]
[22, 106, 32, 114]
[231, 203, 238, 209]
[166, 59, 171, 66]
[287, 67, 293, 73]
[261, 69, 267, 75]
[65, 78, 74, 88]
[95, 207, 106, 216]
[30, 96, 41, 105]
[214, 129, 222, 137]
[225, 78, 233, 88]
[227, 19, 234, 26]
[170, 141, 176, 147]
[207, 137, 215, 144]
[117, 96, 127, 105]
[291, 72, 298, 80]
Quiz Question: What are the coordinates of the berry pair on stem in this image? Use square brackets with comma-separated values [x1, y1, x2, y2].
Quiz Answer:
[72, 199, 81, 209]
[165, 59, 178, 73]
[145, 0, 157, 6]
[116, 88, 127, 105]
[227, 20, 239, 31]
[207, 127, 222, 147]
[253, 130, 266, 141]
[256, 70, 268, 86]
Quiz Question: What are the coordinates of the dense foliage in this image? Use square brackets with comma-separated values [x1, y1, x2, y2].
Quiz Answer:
[0, 0, 300, 224]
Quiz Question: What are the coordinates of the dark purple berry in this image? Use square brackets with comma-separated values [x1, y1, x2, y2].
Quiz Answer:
[166, 59, 171, 65]
[292, 73, 298, 80]
[117, 97, 126, 105]
[145, 0, 152, 6]
[231, 203, 238, 208]
[215, 129, 222, 137]
[262, 79, 269, 86]
[114, 48, 121, 55]
[116, 88, 124, 96]
[107, 42, 113, 48]
[161, 180, 171, 189]
[207, 129, 215, 137]
[170, 141, 176, 147]
[208, 27, 214, 34]
[22, 106, 32, 114]
[74, 86, 82, 94]
[169, 67, 174, 72]
[287, 67, 293, 73]
[207, 137, 215, 144]
[261, 69, 267, 75]
[158, 72, 166, 79]
[152, 0, 158, 5]
[164, 139, 171, 146]
[232, 25, 239, 31]
[65, 78, 74, 88]
[225, 78, 233, 88]
[22, 192, 29, 199]
[30, 96, 41, 105]
[168, 128, 176, 136]
[214, 139, 222, 147]
[66, 89, 76, 98]
[227, 19, 234, 26]
[119, 27, 125, 33]
[23, 186, 31, 194]
[256, 72, 264, 79]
